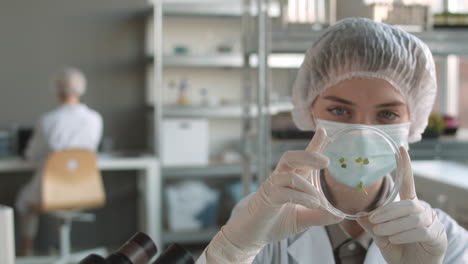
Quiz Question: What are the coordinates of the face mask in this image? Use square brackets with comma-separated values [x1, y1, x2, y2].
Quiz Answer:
[316, 119, 410, 190]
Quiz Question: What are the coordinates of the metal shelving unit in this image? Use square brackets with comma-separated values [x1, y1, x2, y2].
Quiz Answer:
[148, 54, 244, 68]
[160, 101, 292, 118]
[147, 54, 305, 68]
[148, 0, 251, 247]
[163, 2, 243, 17]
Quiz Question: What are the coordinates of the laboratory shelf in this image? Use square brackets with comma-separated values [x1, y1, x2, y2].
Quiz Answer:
[163, 104, 247, 118]
[162, 227, 219, 244]
[413, 29, 468, 55]
[149, 2, 282, 18]
[267, 137, 468, 162]
[247, 29, 468, 55]
[249, 53, 305, 68]
[162, 163, 251, 179]
[148, 101, 293, 118]
[408, 138, 468, 161]
[147, 54, 305, 69]
[163, 3, 242, 17]
[147, 54, 244, 68]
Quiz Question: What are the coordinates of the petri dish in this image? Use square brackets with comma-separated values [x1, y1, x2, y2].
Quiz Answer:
[311, 125, 405, 220]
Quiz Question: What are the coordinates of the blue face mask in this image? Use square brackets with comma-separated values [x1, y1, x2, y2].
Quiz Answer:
[316, 119, 410, 190]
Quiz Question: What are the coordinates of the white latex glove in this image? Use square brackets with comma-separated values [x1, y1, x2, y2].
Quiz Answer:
[357, 147, 448, 264]
[205, 128, 343, 264]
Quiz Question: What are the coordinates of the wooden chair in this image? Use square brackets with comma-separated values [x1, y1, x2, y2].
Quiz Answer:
[40, 149, 107, 264]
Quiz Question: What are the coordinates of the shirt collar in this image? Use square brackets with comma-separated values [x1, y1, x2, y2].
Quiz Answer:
[326, 222, 373, 250]
[321, 175, 392, 250]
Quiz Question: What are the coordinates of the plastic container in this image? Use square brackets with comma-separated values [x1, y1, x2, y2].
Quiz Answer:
[312, 125, 405, 220]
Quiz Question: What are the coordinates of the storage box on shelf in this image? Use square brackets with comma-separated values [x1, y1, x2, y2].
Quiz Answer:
[161, 119, 209, 166]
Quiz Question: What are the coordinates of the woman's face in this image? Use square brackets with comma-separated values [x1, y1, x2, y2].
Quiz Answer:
[311, 79, 410, 214]
[311, 78, 410, 125]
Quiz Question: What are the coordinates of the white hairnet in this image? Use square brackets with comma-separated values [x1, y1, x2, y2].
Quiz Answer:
[291, 17, 437, 143]
[54, 67, 87, 96]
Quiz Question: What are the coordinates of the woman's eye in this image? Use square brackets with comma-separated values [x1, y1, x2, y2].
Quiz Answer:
[379, 111, 397, 120]
[329, 108, 348, 116]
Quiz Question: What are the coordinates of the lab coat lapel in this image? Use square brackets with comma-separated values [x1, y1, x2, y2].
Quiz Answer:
[287, 226, 335, 264]
[362, 192, 398, 264]
[364, 241, 388, 264]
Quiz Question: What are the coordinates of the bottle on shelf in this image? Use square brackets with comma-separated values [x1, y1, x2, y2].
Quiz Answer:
[177, 79, 191, 106]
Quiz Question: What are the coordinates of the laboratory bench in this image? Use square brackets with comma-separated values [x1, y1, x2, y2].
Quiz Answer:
[412, 160, 468, 229]
[0, 155, 162, 249]
[269, 134, 468, 163]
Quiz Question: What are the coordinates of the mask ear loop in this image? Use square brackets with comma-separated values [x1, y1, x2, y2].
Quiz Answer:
[308, 105, 318, 130]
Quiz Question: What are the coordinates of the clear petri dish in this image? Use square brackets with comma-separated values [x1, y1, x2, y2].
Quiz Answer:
[311, 125, 405, 220]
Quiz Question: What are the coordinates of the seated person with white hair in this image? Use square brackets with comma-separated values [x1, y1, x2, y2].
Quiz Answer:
[15, 67, 103, 255]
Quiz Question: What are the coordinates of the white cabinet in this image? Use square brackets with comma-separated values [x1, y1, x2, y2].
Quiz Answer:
[161, 119, 209, 166]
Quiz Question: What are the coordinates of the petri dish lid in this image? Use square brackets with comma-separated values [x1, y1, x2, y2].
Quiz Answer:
[311, 125, 405, 220]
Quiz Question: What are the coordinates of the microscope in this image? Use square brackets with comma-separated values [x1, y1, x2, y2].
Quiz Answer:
[79, 232, 195, 264]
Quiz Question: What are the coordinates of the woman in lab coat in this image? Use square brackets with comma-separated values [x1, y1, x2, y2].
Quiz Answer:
[196, 18, 468, 264]
[15, 68, 103, 255]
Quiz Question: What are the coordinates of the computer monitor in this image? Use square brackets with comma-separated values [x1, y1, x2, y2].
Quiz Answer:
[17, 127, 33, 158]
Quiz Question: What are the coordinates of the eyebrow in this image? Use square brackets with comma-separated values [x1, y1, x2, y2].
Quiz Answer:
[324, 96, 405, 108]
[376, 101, 406, 108]
[323, 96, 354, 105]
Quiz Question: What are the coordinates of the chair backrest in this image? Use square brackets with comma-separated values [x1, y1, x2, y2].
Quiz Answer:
[41, 149, 106, 212]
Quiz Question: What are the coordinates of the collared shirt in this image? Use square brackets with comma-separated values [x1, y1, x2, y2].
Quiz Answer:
[25, 104, 103, 161]
[326, 222, 372, 264]
[322, 175, 391, 264]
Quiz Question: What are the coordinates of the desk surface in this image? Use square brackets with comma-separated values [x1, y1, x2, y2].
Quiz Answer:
[0, 155, 158, 172]
[412, 160, 468, 190]
[0, 154, 162, 248]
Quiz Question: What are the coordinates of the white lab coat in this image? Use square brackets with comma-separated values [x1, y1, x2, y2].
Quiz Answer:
[196, 195, 468, 264]
[15, 104, 103, 213]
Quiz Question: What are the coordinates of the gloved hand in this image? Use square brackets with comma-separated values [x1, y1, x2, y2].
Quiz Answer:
[357, 147, 448, 264]
[205, 128, 343, 264]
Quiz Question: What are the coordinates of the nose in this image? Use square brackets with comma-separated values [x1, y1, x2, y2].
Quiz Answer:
[353, 113, 375, 125]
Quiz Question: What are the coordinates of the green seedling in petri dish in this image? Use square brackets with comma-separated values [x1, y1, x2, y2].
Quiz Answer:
[356, 181, 368, 195]
[339, 157, 347, 168]
[355, 157, 370, 166]
[355, 158, 369, 194]
[356, 181, 364, 191]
